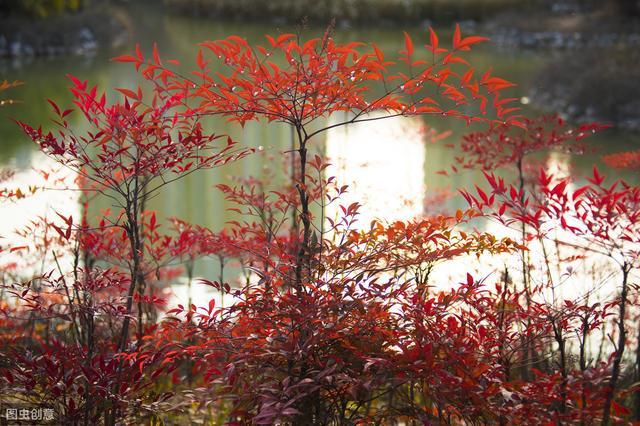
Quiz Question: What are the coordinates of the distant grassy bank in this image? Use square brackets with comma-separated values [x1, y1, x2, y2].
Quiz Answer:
[164, 0, 532, 25]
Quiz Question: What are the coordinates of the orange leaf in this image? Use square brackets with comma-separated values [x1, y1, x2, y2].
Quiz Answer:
[372, 43, 384, 62]
[276, 33, 295, 45]
[428, 27, 438, 52]
[116, 88, 138, 100]
[453, 24, 461, 50]
[152, 43, 162, 66]
[458, 36, 489, 49]
[403, 31, 414, 56]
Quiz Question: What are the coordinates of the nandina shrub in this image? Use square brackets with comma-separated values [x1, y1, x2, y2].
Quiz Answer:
[1, 25, 638, 426]
[2, 58, 251, 422]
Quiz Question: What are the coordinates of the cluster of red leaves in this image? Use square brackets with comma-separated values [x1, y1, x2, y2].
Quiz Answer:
[466, 167, 640, 261]
[155, 220, 619, 424]
[462, 164, 640, 424]
[17, 75, 252, 201]
[0, 237, 176, 423]
[159, 208, 529, 424]
[603, 150, 640, 170]
[116, 25, 521, 130]
[440, 114, 607, 175]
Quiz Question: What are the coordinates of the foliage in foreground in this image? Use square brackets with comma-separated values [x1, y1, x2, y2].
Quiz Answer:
[0, 26, 638, 425]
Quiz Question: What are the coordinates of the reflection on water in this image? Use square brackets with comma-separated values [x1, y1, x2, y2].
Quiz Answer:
[326, 113, 426, 225]
[0, 153, 78, 274]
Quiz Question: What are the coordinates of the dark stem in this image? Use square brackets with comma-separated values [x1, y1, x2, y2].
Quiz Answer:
[552, 315, 568, 419]
[602, 262, 630, 425]
[516, 156, 533, 382]
[294, 128, 311, 290]
[579, 308, 589, 426]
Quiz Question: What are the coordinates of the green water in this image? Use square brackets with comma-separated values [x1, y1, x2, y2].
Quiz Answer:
[0, 3, 637, 279]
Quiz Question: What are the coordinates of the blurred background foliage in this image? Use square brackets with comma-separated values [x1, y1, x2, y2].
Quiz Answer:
[0, 0, 86, 18]
[0, 0, 638, 22]
[163, 0, 534, 24]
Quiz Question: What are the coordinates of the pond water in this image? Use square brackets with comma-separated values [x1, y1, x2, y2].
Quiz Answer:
[0, 2, 637, 287]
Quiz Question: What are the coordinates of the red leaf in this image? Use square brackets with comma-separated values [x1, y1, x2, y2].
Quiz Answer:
[197, 49, 206, 70]
[47, 99, 61, 116]
[612, 401, 630, 416]
[112, 54, 139, 64]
